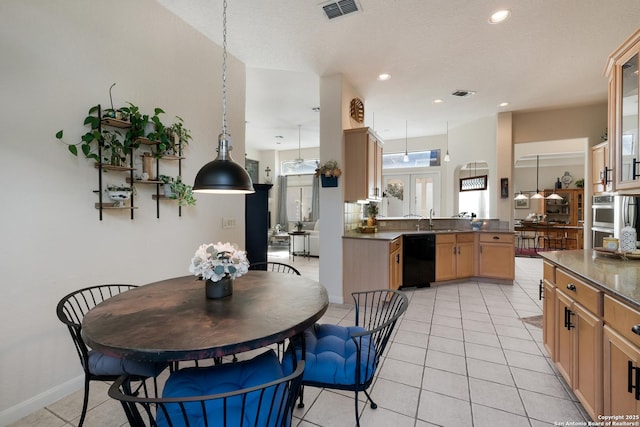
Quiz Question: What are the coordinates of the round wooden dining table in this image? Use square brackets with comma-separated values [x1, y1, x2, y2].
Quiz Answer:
[81, 271, 329, 362]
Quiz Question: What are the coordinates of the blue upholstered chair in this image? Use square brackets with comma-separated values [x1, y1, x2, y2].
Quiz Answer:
[56, 284, 168, 427]
[284, 289, 408, 427]
[109, 349, 305, 427]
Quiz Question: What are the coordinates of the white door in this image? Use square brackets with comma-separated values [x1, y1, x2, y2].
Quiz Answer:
[381, 172, 440, 217]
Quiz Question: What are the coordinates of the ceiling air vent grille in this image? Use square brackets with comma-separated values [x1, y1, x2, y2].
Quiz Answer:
[451, 90, 476, 97]
[322, 0, 359, 20]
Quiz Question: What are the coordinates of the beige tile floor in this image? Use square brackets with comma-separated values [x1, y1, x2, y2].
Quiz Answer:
[11, 252, 590, 427]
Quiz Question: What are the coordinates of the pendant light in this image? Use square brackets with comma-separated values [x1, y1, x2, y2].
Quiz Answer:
[530, 155, 544, 199]
[295, 124, 304, 166]
[514, 191, 528, 201]
[193, 0, 254, 194]
[444, 121, 450, 162]
[403, 121, 409, 162]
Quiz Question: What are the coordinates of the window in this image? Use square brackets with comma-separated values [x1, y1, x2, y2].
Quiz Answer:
[284, 174, 314, 223]
[382, 150, 442, 169]
[281, 159, 318, 176]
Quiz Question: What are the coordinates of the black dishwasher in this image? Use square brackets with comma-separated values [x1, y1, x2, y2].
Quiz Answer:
[403, 234, 436, 287]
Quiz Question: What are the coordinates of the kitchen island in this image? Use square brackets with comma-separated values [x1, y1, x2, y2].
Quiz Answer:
[342, 228, 515, 301]
[539, 250, 640, 420]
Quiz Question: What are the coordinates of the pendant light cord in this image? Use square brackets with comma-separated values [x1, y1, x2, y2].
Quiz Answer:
[221, 0, 228, 138]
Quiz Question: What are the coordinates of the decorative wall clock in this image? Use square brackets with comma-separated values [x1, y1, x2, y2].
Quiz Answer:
[350, 98, 364, 123]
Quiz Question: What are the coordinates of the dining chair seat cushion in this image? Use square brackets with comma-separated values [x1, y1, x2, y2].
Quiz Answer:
[285, 323, 376, 386]
[88, 350, 166, 377]
[157, 349, 285, 427]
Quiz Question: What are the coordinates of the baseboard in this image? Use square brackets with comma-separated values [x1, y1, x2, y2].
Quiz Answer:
[0, 375, 83, 425]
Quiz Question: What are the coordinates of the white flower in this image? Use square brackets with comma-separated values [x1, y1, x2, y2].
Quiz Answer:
[188, 242, 250, 282]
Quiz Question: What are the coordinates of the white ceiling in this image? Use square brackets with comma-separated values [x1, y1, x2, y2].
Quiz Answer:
[156, 0, 640, 152]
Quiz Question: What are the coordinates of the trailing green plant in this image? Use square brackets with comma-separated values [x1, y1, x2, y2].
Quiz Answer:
[169, 176, 196, 207]
[164, 116, 192, 155]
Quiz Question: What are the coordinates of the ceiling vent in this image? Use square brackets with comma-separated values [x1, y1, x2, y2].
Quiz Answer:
[451, 90, 477, 97]
[321, 0, 360, 20]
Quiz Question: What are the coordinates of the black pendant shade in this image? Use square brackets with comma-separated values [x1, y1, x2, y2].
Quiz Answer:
[193, 134, 254, 194]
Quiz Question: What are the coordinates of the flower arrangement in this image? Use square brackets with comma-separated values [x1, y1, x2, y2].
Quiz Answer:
[315, 160, 342, 178]
[188, 242, 249, 282]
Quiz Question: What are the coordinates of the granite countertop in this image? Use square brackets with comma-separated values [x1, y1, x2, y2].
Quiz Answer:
[539, 250, 640, 309]
[342, 229, 515, 241]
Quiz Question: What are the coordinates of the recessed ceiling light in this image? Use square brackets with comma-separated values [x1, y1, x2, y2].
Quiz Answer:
[432, 99, 444, 104]
[489, 9, 511, 24]
[377, 73, 391, 81]
[498, 102, 510, 107]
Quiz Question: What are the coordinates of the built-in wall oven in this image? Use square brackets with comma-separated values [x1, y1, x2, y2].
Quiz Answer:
[592, 195, 615, 248]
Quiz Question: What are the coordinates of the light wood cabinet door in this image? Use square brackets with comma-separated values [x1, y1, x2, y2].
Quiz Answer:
[456, 240, 475, 278]
[344, 127, 383, 202]
[603, 325, 640, 417]
[572, 302, 603, 420]
[435, 235, 456, 281]
[543, 280, 556, 359]
[555, 290, 574, 385]
[554, 288, 603, 420]
[478, 234, 514, 280]
[389, 238, 402, 291]
[592, 141, 611, 195]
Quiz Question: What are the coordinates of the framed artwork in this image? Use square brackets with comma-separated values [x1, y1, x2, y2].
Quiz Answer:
[515, 197, 530, 209]
[245, 158, 259, 183]
[500, 177, 508, 198]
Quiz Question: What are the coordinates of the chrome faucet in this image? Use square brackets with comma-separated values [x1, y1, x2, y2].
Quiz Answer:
[416, 217, 424, 231]
[429, 209, 435, 229]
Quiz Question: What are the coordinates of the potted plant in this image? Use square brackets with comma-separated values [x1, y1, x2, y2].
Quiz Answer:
[164, 116, 192, 156]
[55, 106, 134, 166]
[188, 242, 249, 298]
[158, 175, 174, 197]
[168, 176, 196, 207]
[367, 203, 378, 226]
[105, 185, 133, 207]
[295, 221, 304, 232]
[315, 160, 341, 187]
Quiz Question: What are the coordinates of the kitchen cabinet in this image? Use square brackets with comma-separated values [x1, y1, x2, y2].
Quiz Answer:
[553, 269, 603, 420]
[389, 237, 403, 290]
[342, 236, 401, 301]
[344, 127, 383, 202]
[592, 141, 612, 195]
[542, 261, 556, 358]
[477, 233, 514, 280]
[603, 295, 640, 416]
[605, 28, 640, 191]
[435, 233, 474, 281]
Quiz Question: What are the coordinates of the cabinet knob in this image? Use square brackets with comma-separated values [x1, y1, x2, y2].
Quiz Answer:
[566, 283, 577, 291]
[632, 324, 640, 336]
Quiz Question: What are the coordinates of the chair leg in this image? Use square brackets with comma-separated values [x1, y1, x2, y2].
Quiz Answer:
[297, 384, 305, 408]
[78, 375, 91, 427]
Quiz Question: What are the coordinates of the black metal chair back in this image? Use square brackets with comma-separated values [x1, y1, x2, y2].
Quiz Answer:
[108, 361, 305, 427]
[249, 261, 301, 275]
[56, 284, 139, 426]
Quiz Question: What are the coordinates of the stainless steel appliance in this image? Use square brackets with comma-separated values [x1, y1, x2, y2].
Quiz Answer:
[592, 195, 615, 248]
[615, 195, 640, 249]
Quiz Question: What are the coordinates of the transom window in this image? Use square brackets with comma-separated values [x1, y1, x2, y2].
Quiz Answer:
[382, 150, 442, 169]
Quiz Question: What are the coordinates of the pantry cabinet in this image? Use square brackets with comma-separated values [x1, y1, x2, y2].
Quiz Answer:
[344, 127, 383, 202]
[605, 28, 640, 192]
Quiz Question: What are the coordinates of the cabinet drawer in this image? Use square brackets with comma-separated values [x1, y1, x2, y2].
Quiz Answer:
[556, 269, 602, 315]
[479, 233, 515, 244]
[456, 233, 475, 243]
[543, 261, 555, 284]
[436, 234, 456, 244]
[389, 237, 402, 252]
[604, 295, 640, 348]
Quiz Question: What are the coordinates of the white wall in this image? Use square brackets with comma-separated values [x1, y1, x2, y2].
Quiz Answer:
[0, 1, 247, 423]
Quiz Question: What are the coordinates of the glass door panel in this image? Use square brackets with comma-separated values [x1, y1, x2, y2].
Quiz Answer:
[620, 53, 639, 183]
[381, 172, 440, 217]
[381, 174, 410, 217]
